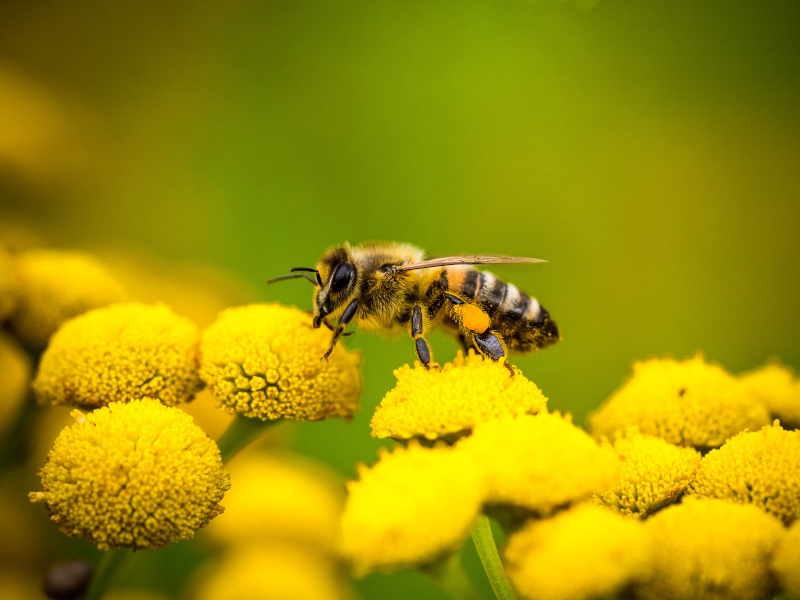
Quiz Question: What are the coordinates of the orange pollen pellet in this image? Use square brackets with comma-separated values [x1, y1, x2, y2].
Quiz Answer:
[458, 304, 491, 333]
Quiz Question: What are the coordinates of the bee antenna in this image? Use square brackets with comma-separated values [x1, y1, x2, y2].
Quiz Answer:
[267, 266, 322, 286]
[290, 267, 323, 286]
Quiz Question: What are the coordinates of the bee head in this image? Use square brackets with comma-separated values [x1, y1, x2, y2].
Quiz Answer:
[312, 245, 358, 328]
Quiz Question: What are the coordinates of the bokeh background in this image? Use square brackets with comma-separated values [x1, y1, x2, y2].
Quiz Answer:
[1, 0, 799, 598]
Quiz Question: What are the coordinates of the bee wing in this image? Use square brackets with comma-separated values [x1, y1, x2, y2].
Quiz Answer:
[390, 255, 547, 273]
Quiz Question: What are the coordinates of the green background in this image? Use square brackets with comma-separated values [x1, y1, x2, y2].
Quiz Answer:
[2, 1, 799, 598]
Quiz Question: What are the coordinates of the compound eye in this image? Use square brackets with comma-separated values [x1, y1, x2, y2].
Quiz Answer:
[330, 261, 354, 293]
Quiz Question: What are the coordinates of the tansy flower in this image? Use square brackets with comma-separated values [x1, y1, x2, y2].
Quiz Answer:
[687, 421, 800, 525]
[371, 351, 547, 442]
[589, 354, 770, 448]
[29, 398, 230, 550]
[9, 249, 125, 349]
[339, 441, 484, 575]
[192, 543, 353, 600]
[199, 304, 361, 421]
[504, 503, 653, 600]
[33, 303, 203, 408]
[204, 449, 344, 554]
[0, 331, 31, 434]
[771, 519, 800, 597]
[740, 362, 800, 427]
[0, 247, 17, 322]
[594, 429, 701, 518]
[632, 499, 784, 600]
[459, 412, 620, 515]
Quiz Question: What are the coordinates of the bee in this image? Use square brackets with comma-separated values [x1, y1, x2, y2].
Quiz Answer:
[268, 241, 560, 367]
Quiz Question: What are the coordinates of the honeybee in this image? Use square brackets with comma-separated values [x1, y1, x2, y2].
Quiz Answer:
[269, 241, 560, 367]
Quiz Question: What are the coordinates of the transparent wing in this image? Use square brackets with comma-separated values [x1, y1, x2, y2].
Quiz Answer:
[389, 255, 547, 273]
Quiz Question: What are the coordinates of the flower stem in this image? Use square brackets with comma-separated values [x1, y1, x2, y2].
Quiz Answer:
[84, 549, 130, 600]
[470, 514, 517, 600]
[424, 550, 483, 600]
[0, 387, 37, 469]
[216, 413, 281, 463]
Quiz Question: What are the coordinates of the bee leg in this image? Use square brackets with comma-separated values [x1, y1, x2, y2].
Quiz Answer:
[411, 304, 433, 368]
[322, 299, 359, 360]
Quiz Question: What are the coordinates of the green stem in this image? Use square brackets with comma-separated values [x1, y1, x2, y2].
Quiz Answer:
[84, 549, 130, 600]
[424, 550, 483, 600]
[471, 514, 517, 600]
[0, 387, 38, 469]
[216, 413, 281, 463]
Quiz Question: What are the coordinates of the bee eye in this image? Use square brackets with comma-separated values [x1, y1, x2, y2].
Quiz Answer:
[330, 262, 354, 293]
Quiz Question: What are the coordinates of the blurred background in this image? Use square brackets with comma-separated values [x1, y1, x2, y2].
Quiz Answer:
[1, 0, 798, 598]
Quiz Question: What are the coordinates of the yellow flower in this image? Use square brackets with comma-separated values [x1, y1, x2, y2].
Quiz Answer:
[199, 304, 361, 421]
[687, 421, 800, 525]
[740, 362, 800, 427]
[594, 429, 701, 518]
[0, 331, 31, 434]
[29, 398, 230, 550]
[9, 249, 126, 349]
[371, 351, 547, 441]
[772, 519, 800, 597]
[192, 542, 353, 600]
[204, 448, 344, 554]
[504, 503, 653, 600]
[33, 302, 203, 408]
[0, 247, 17, 322]
[589, 354, 770, 448]
[633, 498, 784, 600]
[339, 441, 484, 575]
[459, 412, 620, 514]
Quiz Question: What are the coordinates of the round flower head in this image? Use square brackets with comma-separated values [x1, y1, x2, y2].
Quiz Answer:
[740, 362, 800, 427]
[594, 429, 701, 518]
[504, 503, 653, 600]
[199, 304, 361, 421]
[589, 354, 771, 449]
[0, 331, 31, 433]
[9, 249, 125, 349]
[205, 449, 344, 554]
[339, 441, 484, 575]
[29, 398, 230, 550]
[687, 421, 800, 525]
[371, 351, 547, 442]
[33, 302, 202, 408]
[633, 499, 784, 600]
[772, 519, 800, 597]
[0, 247, 17, 322]
[459, 412, 620, 515]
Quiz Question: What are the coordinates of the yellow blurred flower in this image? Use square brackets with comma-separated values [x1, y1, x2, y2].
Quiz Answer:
[9, 249, 126, 349]
[0, 331, 31, 435]
[33, 302, 203, 408]
[633, 498, 784, 600]
[589, 354, 770, 448]
[740, 362, 800, 427]
[339, 441, 483, 575]
[193, 542, 353, 600]
[459, 412, 620, 514]
[371, 351, 547, 441]
[199, 303, 361, 421]
[504, 503, 653, 600]
[687, 421, 800, 525]
[29, 398, 230, 550]
[594, 429, 701, 518]
[772, 519, 800, 598]
[0, 248, 17, 322]
[204, 448, 344, 554]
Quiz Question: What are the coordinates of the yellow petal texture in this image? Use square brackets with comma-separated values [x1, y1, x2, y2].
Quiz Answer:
[9, 249, 125, 348]
[0, 247, 17, 322]
[589, 355, 771, 448]
[193, 542, 353, 600]
[594, 429, 701, 518]
[339, 441, 483, 575]
[459, 412, 620, 514]
[371, 351, 547, 441]
[33, 302, 202, 407]
[687, 421, 800, 525]
[772, 519, 800, 597]
[504, 503, 653, 600]
[740, 362, 800, 427]
[199, 303, 361, 421]
[204, 449, 344, 554]
[633, 498, 784, 600]
[29, 398, 230, 550]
